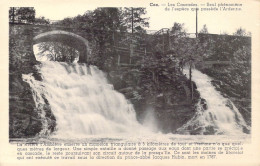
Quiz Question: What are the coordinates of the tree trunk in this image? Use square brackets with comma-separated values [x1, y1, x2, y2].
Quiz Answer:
[189, 62, 193, 101]
[131, 8, 134, 34]
[117, 54, 120, 66]
[12, 7, 15, 23]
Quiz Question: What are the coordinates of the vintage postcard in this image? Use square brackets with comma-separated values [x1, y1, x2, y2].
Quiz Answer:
[0, 0, 260, 165]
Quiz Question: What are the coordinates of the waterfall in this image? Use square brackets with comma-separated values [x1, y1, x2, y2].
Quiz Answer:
[178, 68, 249, 135]
[23, 43, 250, 137]
[22, 61, 145, 138]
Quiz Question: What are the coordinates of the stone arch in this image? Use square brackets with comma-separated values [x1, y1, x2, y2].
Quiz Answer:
[33, 30, 90, 63]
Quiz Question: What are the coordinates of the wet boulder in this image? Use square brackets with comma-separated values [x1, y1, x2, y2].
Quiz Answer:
[200, 98, 208, 110]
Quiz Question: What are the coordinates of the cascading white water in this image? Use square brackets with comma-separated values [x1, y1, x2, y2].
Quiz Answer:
[178, 68, 249, 135]
[22, 61, 147, 138]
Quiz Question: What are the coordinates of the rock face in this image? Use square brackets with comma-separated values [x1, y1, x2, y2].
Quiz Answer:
[9, 24, 56, 138]
[107, 66, 199, 134]
[199, 66, 251, 127]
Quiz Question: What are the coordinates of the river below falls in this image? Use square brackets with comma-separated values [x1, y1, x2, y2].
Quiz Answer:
[10, 133, 250, 144]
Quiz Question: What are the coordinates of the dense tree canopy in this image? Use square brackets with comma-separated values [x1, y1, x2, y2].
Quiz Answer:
[122, 8, 149, 33]
[52, 7, 149, 69]
[34, 16, 50, 25]
[37, 42, 79, 63]
[9, 7, 35, 23]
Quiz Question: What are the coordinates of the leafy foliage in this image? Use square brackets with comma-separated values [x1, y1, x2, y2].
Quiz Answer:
[122, 8, 149, 33]
[233, 27, 251, 37]
[9, 7, 35, 23]
[37, 42, 79, 63]
[229, 45, 251, 97]
[200, 24, 208, 34]
[53, 7, 149, 70]
[171, 22, 187, 37]
[35, 16, 50, 25]
[169, 23, 206, 65]
[199, 28, 251, 99]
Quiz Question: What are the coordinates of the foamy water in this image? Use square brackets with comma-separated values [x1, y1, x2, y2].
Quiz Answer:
[23, 61, 151, 138]
[179, 68, 249, 135]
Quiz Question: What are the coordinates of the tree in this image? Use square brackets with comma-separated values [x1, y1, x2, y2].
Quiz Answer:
[122, 8, 149, 34]
[168, 22, 206, 100]
[200, 24, 208, 34]
[34, 16, 50, 25]
[55, 17, 74, 27]
[119, 8, 149, 64]
[139, 23, 188, 93]
[37, 42, 79, 63]
[55, 11, 94, 29]
[233, 27, 250, 36]
[9, 7, 16, 23]
[90, 8, 127, 69]
[168, 23, 191, 60]
[54, 8, 128, 69]
[171, 22, 187, 37]
[51, 7, 150, 69]
[9, 7, 36, 23]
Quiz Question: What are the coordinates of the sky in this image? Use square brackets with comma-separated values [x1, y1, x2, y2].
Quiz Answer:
[33, 1, 257, 35]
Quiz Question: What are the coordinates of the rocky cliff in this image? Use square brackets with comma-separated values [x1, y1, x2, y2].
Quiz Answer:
[107, 65, 200, 134]
[9, 24, 56, 138]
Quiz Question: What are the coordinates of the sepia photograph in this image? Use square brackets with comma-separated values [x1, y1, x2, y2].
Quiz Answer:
[1, 0, 260, 165]
[9, 5, 251, 141]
